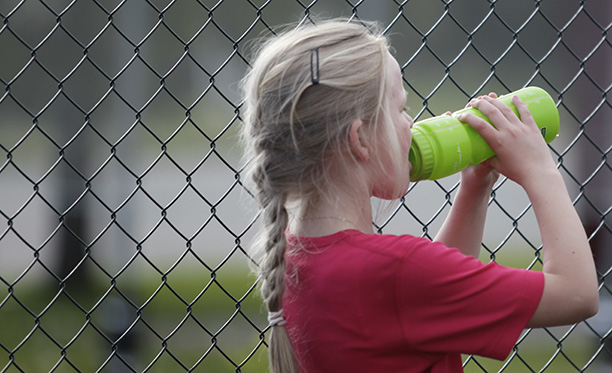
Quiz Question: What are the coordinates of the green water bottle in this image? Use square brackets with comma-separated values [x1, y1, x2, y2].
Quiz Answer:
[408, 86, 560, 181]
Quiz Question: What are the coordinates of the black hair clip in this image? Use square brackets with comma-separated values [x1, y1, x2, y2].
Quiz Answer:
[310, 48, 320, 84]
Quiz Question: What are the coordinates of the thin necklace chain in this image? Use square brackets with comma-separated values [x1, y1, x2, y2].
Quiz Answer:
[298, 216, 360, 230]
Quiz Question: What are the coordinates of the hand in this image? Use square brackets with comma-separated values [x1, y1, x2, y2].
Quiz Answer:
[466, 92, 498, 107]
[460, 162, 499, 194]
[457, 94, 557, 187]
[441, 93, 500, 194]
[435, 159, 498, 259]
[444, 92, 499, 116]
[457, 94, 598, 329]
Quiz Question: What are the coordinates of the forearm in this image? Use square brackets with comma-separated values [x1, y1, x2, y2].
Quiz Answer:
[434, 181, 491, 258]
[459, 94, 598, 327]
[525, 170, 599, 326]
[526, 172, 593, 276]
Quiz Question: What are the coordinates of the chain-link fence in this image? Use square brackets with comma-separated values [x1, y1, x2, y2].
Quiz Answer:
[0, 0, 611, 371]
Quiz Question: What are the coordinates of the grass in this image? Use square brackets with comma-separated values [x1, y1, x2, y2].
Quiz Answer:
[0, 264, 607, 372]
[0, 265, 268, 372]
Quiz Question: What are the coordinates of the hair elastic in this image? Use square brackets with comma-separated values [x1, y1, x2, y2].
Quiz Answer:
[268, 309, 286, 327]
[310, 48, 320, 84]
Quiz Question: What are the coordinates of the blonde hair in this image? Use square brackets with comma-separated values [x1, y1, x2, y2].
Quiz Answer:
[241, 20, 404, 373]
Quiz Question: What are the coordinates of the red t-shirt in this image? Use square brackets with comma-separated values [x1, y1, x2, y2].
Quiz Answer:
[283, 230, 544, 372]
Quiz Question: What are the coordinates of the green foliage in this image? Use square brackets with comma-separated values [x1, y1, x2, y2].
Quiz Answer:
[0, 268, 269, 372]
[1, 266, 604, 372]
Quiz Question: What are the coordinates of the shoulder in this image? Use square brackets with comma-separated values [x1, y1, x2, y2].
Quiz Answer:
[286, 229, 464, 269]
[333, 230, 465, 269]
[343, 230, 459, 259]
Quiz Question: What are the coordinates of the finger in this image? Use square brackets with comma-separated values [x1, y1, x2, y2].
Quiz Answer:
[512, 95, 537, 128]
[471, 161, 495, 179]
[478, 96, 522, 125]
[468, 93, 498, 106]
[485, 155, 501, 173]
[466, 95, 487, 108]
[470, 98, 515, 129]
[456, 112, 499, 143]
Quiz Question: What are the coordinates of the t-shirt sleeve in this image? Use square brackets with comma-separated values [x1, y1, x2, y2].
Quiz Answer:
[396, 237, 545, 360]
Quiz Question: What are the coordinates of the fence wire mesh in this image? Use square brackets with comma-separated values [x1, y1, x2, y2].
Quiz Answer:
[0, 0, 611, 372]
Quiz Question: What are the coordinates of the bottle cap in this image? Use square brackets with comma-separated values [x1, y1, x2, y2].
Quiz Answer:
[409, 128, 434, 181]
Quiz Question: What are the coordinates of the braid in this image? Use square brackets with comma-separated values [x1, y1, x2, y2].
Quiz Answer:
[240, 20, 394, 373]
[254, 170, 300, 372]
[259, 190, 289, 311]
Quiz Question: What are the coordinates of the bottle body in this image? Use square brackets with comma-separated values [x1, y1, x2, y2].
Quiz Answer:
[408, 86, 560, 181]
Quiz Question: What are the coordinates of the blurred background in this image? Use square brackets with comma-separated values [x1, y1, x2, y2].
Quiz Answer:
[0, 0, 611, 371]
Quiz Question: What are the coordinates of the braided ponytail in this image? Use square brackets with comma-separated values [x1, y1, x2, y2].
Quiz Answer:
[241, 20, 400, 372]
[258, 186, 299, 372]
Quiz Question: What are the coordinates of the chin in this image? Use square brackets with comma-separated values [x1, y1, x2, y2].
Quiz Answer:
[372, 184, 410, 200]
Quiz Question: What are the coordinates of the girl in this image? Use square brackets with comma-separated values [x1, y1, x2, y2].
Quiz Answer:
[241, 20, 598, 372]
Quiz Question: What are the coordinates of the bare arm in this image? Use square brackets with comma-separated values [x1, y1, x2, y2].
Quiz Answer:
[434, 164, 498, 258]
[460, 95, 599, 327]
[522, 169, 598, 327]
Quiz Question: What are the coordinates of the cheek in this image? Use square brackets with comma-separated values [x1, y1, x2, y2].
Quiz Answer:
[402, 115, 413, 150]
[401, 125, 412, 154]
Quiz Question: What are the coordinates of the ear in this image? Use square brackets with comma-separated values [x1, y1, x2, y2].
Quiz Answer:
[349, 119, 370, 161]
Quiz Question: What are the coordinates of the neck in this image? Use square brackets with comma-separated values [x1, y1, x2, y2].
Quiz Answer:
[289, 194, 374, 237]
[289, 160, 376, 237]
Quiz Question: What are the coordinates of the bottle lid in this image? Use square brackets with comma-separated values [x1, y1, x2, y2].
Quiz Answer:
[409, 128, 434, 181]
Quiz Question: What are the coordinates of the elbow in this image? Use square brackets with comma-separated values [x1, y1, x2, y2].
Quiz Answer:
[554, 295, 599, 327]
[583, 291, 599, 320]
[572, 288, 599, 322]
[582, 275, 600, 320]
[533, 273, 599, 327]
